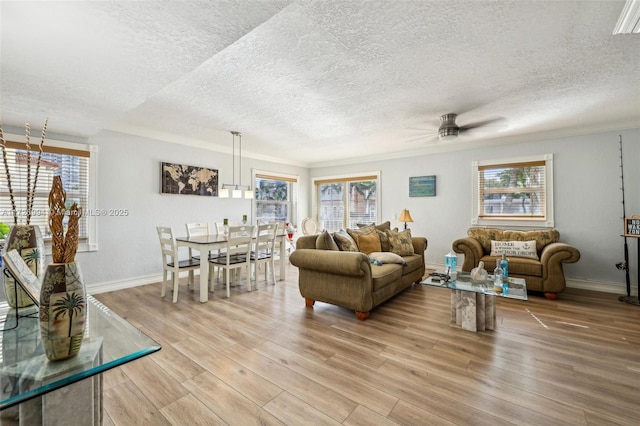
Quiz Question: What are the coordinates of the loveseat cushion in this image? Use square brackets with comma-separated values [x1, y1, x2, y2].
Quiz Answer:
[468, 227, 560, 255]
[480, 255, 543, 276]
[502, 229, 559, 254]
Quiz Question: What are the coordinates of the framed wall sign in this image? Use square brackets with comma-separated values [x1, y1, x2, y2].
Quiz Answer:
[161, 162, 219, 196]
[409, 175, 436, 197]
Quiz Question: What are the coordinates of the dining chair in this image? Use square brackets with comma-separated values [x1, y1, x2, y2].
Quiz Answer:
[249, 222, 279, 285]
[185, 222, 210, 287]
[301, 217, 319, 235]
[215, 221, 238, 236]
[156, 226, 200, 303]
[209, 225, 254, 297]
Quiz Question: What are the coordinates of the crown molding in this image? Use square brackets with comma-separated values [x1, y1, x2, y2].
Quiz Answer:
[613, 0, 640, 34]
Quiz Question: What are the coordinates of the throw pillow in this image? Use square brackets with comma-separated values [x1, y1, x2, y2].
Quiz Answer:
[356, 232, 381, 254]
[374, 221, 391, 232]
[347, 225, 376, 242]
[490, 240, 538, 259]
[333, 230, 358, 252]
[369, 251, 407, 266]
[316, 230, 339, 251]
[377, 230, 391, 251]
[385, 229, 415, 256]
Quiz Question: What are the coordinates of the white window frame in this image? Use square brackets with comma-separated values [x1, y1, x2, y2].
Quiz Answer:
[312, 171, 381, 231]
[2, 133, 98, 253]
[472, 154, 554, 228]
[252, 169, 298, 225]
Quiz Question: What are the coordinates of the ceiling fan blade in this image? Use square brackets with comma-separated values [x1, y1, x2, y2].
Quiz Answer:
[405, 133, 439, 144]
[459, 117, 507, 132]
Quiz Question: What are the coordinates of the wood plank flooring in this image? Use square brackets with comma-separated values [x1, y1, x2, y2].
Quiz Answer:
[95, 264, 640, 425]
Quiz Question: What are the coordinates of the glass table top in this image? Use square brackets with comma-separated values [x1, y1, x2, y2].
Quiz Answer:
[0, 295, 160, 410]
[420, 271, 528, 300]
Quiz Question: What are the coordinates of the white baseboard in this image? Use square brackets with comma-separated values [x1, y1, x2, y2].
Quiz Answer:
[87, 270, 199, 295]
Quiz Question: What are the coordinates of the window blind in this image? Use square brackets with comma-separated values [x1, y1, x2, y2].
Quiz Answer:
[478, 160, 546, 218]
[0, 141, 89, 240]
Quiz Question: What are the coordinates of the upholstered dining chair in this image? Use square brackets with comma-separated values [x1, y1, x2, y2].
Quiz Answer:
[249, 222, 279, 285]
[209, 225, 254, 297]
[156, 226, 200, 303]
[301, 217, 319, 235]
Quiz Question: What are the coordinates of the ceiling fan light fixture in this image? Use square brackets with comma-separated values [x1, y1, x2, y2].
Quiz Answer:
[438, 113, 459, 141]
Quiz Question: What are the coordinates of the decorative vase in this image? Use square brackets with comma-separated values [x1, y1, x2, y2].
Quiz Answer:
[2, 224, 45, 308]
[39, 262, 87, 361]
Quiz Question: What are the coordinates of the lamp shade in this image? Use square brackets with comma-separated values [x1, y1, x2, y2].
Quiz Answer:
[398, 209, 414, 223]
[232, 188, 242, 198]
[219, 188, 229, 198]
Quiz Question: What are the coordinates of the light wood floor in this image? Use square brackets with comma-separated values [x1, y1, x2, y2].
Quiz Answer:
[95, 264, 640, 426]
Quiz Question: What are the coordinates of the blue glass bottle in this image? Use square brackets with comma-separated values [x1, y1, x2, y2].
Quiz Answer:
[500, 254, 509, 294]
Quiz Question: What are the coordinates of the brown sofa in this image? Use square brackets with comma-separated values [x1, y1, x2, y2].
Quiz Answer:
[289, 224, 427, 320]
[452, 228, 580, 299]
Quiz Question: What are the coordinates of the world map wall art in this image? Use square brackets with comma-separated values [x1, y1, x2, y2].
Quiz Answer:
[161, 162, 219, 196]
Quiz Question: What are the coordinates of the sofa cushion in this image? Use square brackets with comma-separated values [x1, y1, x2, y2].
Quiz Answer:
[371, 263, 403, 291]
[316, 230, 339, 251]
[385, 229, 414, 256]
[490, 240, 538, 259]
[356, 232, 381, 254]
[369, 251, 406, 265]
[347, 225, 376, 241]
[356, 221, 392, 231]
[402, 253, 424, 275]
[333, 230, 358, 252]
[377, 230, 390, 252]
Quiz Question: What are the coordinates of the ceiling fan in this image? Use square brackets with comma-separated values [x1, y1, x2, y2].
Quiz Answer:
[405, 113, 506, 143]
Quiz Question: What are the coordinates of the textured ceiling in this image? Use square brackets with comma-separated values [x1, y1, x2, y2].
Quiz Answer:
[1, 0, 639, 166]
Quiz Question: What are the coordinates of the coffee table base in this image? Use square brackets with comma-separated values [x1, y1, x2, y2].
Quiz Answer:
[451, 290, 496, 332]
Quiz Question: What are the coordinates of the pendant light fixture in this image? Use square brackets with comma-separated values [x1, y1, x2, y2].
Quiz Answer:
[219, 131, 253, 199]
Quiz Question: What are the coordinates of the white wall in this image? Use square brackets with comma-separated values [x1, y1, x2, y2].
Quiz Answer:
[77, 130, 309, 293]
[308, 128, 640, 294]
[67, 127, 638, 295]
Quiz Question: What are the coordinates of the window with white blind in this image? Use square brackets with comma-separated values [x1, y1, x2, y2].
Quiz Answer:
[313, 173, 380, 232]
[472, 154, 554, 227]
[254, 171, 298, 224]
[0, 137, 97, 252]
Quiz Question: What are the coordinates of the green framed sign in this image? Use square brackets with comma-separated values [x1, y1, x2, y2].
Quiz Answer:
[409, 175, 436, 197]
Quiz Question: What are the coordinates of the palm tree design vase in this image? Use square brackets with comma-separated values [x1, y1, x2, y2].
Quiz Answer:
[39, 262, 86, 361]
[40, 176, 85, 361]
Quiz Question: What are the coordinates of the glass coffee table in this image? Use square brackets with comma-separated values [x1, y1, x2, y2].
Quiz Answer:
[421, 271, 527, 332]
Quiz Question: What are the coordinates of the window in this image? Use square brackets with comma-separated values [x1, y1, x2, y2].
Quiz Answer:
[254, 171, 298, 224]
[314, 173, 379, 232]
[472, 154, 553, 227]
[0, 137, 97, 252]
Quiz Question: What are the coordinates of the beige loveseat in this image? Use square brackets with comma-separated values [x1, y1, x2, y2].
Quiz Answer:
[289, 223, 427, 320]
[452, 228, 580, 299]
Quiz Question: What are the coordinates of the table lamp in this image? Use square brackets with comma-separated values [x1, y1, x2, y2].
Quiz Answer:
[398, 209, 414, 230]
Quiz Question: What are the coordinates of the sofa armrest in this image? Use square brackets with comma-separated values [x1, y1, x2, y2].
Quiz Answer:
[289, 249, 370, 277]
[452, 237, 484, 271]
[412, 237, 428, 255]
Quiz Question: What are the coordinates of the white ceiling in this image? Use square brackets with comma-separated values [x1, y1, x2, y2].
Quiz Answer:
[1, 1, 639, 167]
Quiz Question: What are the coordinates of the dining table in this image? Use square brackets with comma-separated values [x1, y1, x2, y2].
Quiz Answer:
[175, 232, 289, 302]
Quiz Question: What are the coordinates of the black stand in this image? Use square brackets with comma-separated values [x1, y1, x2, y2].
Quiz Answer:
[619, 238, 640, 306]
[1, 268, 38, 331]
